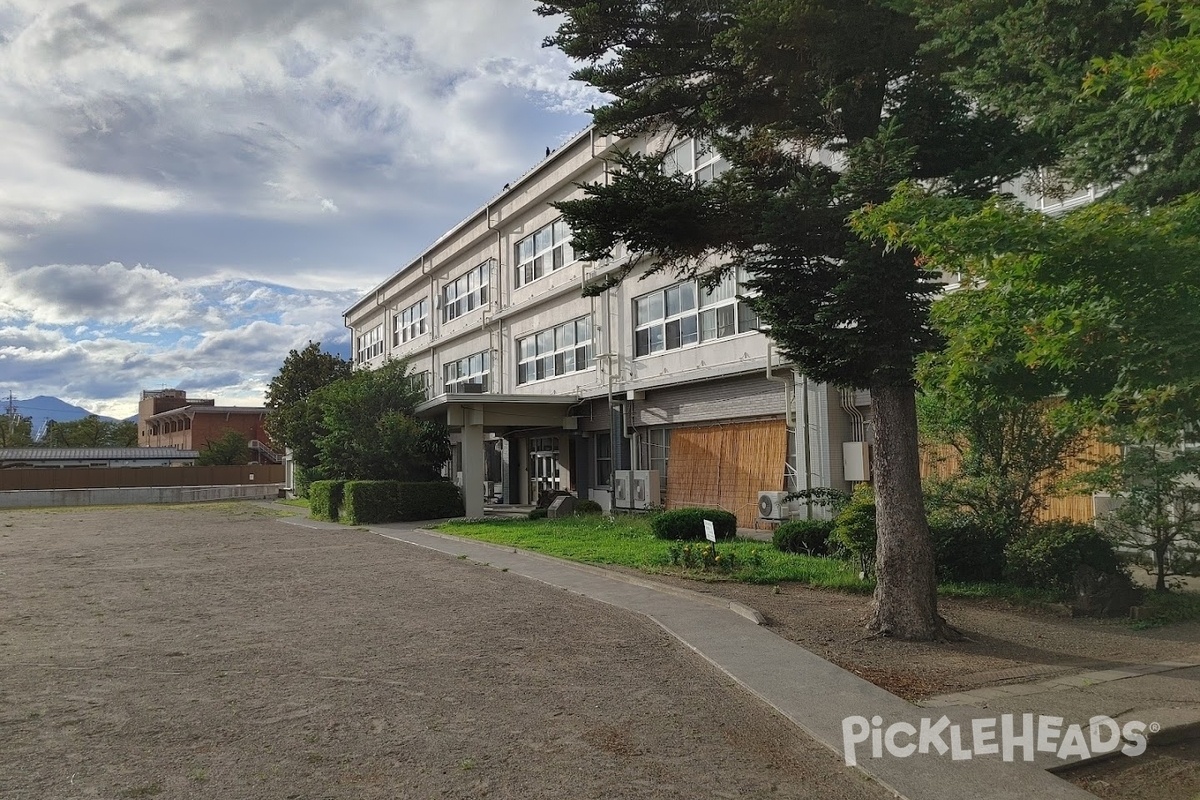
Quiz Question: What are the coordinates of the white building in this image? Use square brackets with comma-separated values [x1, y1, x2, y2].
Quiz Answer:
[344, 127, 872, 524]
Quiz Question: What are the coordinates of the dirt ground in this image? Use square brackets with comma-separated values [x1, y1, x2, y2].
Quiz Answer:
[1066, 739, 1200, 800]
[633, 572, 1200, 701]
[0, 503, 889, 800]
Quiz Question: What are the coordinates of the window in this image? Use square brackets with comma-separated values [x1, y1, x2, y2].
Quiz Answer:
[594, 432, 612, 487]
[517, 316, 594, 385]
[633, 270, 758, 357]
[639, 428, 671, 489]
[408, 370, 431, 399]
[443, 351, 490, 393]
[442, 262, 490, 322]
[664, 137, 729, 185]
[356, 324, 383, 363]
[394, 298, 428, 345]
[515, 218, 576, 287]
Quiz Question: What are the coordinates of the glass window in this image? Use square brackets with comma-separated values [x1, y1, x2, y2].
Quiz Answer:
[394, 298, 428, 345]
[634, 268, 757, 357]
[594, 432, 612, 487]
[663, 137, 728, 185]
[442, 263, 490, 323]
[356, 323, 384, 363]
[443, 351, 490, 393]
[516, 315, 594, 385]
[515, 218, 578, 287]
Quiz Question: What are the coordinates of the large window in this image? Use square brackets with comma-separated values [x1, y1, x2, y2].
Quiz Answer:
[356, 324, 383, 363]
[664, 137, 729, 185]
[515, 218, 576, 287]
[594, 432, 612, 487]
[443, 351, 490, 393]
[394, 298, 428, 345]
[639, 428, 671, 489]
[442, 262, 490, 322]
[633, 269, 759, 357]
[517, 316, 593, 385]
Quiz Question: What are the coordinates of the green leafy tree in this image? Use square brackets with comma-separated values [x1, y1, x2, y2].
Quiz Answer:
[312, 359, 450, 482]
[1095, 440, 1200, 592]
[42, 415, 136, 447]
[264, 342, 352, 472]
[196, 430, 251, 466]
[0, 414, 35, 447]
[536, 0, 1050, 639]
[918, 0, 1200, 207]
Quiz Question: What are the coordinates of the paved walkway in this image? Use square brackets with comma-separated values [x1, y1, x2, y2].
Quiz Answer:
[282, 516, 1099, 800]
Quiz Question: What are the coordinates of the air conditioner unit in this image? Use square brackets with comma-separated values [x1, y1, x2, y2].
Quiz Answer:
[613, 470, 632, 507]
[758, 491, 790, 521]
[632, 470, 660, 510]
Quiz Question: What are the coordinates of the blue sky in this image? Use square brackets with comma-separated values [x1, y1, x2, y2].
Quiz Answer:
[0, 0, 599, 418]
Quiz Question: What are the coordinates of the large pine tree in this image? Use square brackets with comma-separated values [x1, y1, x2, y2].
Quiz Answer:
[538, 0, 1049, 639]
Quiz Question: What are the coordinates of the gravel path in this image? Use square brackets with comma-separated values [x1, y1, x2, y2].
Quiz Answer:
[0, 504, 887, 800]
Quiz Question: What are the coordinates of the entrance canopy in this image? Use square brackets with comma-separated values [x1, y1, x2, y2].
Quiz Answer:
[415, 392, 581, 517]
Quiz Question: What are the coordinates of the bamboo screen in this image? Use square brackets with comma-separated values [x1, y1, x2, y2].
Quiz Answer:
[667, 420, 789, 528]
[918, 437, 1120, 524]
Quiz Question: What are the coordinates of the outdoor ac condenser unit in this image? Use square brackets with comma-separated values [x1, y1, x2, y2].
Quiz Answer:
[613, 471, 632, 507]
[758, 491, 790, 521]
[631, 470, 661, 510]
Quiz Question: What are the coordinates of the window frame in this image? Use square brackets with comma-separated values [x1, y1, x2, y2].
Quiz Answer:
[394, 298, 429, 346]
[632, 269, 758, 359]
[356, 323, 384, 363]
[443, 350, 491, 394]
[663, 137, 729, 185]
[442, 262, 490, 323]
[514, 218, 576, 288]
[516, 316, 594, 385]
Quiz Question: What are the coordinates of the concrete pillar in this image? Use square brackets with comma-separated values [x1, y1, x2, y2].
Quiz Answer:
[556, 434, 571, 494]
[461, 421, 485, 518]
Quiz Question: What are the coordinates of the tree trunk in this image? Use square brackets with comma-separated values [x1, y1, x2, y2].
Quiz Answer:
[868, 382, 956, 640]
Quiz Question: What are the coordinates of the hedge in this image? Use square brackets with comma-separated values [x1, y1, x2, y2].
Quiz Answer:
[773, 519, 834, 555]
[343, 480, 401, 525]
[308, 480, 345, 522]
[1004, 520, 1124, 593]
[651, 508, 738, 541]
[929, 514, 1007, 583]
[395, 481, 464, 521]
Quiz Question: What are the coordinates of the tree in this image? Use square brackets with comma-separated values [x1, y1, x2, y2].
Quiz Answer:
[536, 0, 1049, 639]
[264, 342, 352, 472]
[196, 430, 251, 466]
[0, 414, 35, 447]
[41, 415, 138, 448]
[918, 0, 1200, 208]
[1095, 439, 1200, 592]
[1084, 0, 1200, 109]
[312, 359, 450, 482]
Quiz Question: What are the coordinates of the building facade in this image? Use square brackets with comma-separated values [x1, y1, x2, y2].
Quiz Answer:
[344, 128, 869, 525]
[138, 389, 276, 462]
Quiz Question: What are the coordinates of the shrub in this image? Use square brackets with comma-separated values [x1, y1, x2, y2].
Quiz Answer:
[830, 484, 877, 573]
[574, 499, 604, 516]
[395, 481, 464, 520]
[343, 480, 401, 524]
[929, 514, 1007, 583]
[528, 508, 548, 520]
[308, 480, 345, 522]
[1004, 520, 1124, 593]
[772, 519, 835, 555]
[650, 508, 738, 541]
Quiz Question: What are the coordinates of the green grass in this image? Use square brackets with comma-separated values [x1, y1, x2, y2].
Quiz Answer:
[277, 498, 310, 509]
[437, 515, 871, 591]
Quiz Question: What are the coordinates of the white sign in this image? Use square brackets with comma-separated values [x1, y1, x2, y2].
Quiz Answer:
[703, 519, 716, 543]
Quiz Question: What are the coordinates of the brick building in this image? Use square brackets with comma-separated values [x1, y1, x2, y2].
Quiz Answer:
[138, 390, 276, 463]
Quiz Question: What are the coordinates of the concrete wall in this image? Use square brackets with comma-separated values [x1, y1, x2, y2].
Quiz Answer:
[0, 464, 283, 490]
[0, 484, 284, 509]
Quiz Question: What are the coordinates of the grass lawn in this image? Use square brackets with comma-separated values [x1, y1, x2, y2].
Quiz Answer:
[435, 515, 1200, 626]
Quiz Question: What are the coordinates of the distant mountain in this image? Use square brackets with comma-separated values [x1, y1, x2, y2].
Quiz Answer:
[10, 396, 121, 441]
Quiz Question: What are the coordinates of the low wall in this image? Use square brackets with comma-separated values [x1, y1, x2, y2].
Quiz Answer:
[0, 484, 284, 509]
[0, 464, 284, 491]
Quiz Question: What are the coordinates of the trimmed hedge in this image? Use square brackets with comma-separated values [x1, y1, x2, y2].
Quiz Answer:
[528, 508, 548, 520]
[773, 519, 834, 555]
[308, 480, 345, 522]
[1004, 520, 1123, 593]
[574, 499, 604, 516]
[395, 481, 464, 521]
[343, 480, 401, 525]
[930, 514, 1007, 583]
[651, 508, 738, 541]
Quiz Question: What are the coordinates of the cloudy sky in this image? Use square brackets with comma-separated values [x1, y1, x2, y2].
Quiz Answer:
[0, 0, 599, 418]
